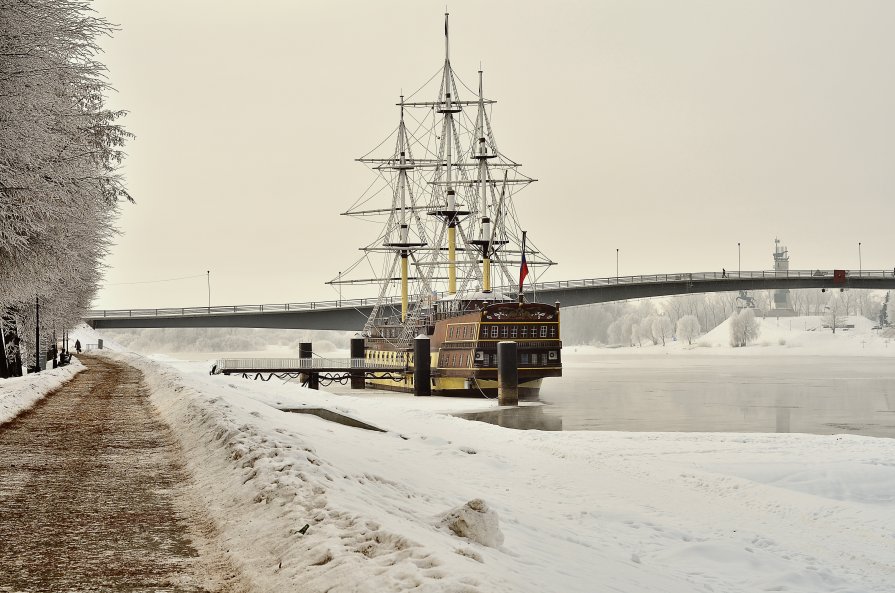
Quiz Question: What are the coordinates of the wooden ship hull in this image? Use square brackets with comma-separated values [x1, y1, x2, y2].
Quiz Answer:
[364, 301, 562, 398]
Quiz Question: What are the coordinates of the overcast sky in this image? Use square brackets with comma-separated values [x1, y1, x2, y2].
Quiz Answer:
[91, 0, 895, 309]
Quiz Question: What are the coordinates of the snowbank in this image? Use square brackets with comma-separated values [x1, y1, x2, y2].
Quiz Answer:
[0, 359, 85, 426]
[89, 349, 895, 593]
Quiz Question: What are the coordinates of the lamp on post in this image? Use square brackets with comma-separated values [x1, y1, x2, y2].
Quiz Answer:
[206, 270, 211, 310]
[858, 242, 862, 277]
[616, 249, 619, 283]
[338, 271, 342, 307]
[737, 242, 741, 277]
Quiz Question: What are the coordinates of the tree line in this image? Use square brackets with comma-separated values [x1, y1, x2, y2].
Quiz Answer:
[1, 0, 130, 376]
[560, 289, 890, 347]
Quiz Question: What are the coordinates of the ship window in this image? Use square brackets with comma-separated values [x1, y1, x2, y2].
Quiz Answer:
[540, 326, 548, 338]
[521, 353, 529, 365]
[481, 326, 487, 339]
[549, 351, 558, 361]
[531, 353, 539, 365]
[500, 325, 508, 338]
[462, 326, 468, 339]
[550, 326, 557, 338]
[490, 326, 498, 338]
[520, 326, 528, 338]
[449, 326, 455, 339]
[510, 326, 518, 338]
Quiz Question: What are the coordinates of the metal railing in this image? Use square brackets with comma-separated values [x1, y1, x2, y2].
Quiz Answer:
[213, 357, 405, 373]
[87, 269, 892, 320]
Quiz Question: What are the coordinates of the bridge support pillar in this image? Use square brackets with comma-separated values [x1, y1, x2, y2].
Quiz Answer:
[413, 335, 431, 397]
[497, 341, 518, 406]
[350, 336, 365, 389]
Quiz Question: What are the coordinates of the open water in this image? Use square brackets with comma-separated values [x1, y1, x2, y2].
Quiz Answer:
[461, 353, 895, 437]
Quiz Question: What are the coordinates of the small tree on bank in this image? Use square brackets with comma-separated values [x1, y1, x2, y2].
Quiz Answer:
[880, 292, 890, 327]
[824, 295, 848, 334]
[652, 316, 673, 346]
[729, 309, 760, 347]
[676, 315, 701, 345]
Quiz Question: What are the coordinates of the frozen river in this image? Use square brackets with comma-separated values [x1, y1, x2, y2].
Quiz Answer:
[158, 347, 895, 438]
[464, 353, 895, 437]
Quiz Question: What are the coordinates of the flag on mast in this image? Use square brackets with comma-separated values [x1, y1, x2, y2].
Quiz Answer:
[519, 230, 529, 296]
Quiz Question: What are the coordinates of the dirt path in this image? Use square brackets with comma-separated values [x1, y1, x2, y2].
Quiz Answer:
[0, 355, 248, 592]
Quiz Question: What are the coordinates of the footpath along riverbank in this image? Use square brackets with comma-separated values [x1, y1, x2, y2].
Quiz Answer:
[0, 355, 247, 592]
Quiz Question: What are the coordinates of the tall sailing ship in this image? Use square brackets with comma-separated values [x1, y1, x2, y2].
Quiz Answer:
[332, 14, 562, 398]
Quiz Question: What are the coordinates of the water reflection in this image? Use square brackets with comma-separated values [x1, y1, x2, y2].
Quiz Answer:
[459, 405, 562, 431]
[469, 355, 895, 437]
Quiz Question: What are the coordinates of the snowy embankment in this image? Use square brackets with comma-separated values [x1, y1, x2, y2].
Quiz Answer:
[584, 314, 895, 356]
[0, 359, 85, 426]
[86, 341, 895, 593]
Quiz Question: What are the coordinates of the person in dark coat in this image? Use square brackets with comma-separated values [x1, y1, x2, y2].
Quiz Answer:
[75, 339, 81, 353]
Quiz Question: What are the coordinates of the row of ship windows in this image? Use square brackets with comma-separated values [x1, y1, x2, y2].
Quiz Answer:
[448, 324, 558, 340]
[441, 350, 559, 368]
[369, 351, 410, 364]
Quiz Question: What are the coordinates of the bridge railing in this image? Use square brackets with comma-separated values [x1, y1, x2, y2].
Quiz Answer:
[87, 269, 892, 319]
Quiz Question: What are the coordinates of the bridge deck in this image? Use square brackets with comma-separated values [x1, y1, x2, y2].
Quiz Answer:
[86, 269, 895, 331]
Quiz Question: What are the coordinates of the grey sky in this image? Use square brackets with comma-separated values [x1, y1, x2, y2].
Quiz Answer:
[92, 0, 895, 309]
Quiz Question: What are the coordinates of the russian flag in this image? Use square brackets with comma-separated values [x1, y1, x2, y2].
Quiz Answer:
[519, 231, 529, 295]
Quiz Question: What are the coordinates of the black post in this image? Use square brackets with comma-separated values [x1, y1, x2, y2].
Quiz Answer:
[299, 342, 312, 386]
[350, 336, 365, 389]
[497, 341, 519, 406]
[308, 372, 319, 390]
[413, 335, 431, 397]
[0, 319, 8, 379]
[34, 295, 40, 373]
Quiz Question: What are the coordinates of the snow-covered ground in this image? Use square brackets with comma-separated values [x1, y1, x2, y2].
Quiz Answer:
[0, 359, 84, 426]
[579, 314, 895, 356]
[56, 323, 890, 593]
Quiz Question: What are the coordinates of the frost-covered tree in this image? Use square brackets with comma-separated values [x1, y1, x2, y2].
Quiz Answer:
[675, 315, 701, 345]
[0, 0, 131, 375]
[729, 309, 760, 347]
[652, 316, 673, 346]
[880, 292, 890, 327]
[824, 295, 848, 334]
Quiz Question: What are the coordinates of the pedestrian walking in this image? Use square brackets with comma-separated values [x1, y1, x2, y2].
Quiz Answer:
[75, 339, 81, 353]
[722, 268, 726, 278]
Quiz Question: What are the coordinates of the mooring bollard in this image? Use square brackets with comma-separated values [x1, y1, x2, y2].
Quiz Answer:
[350, 335, 365, 390]
[497, 341, 519, 406]
[299, 342, 312, 387]
[413, 334, 431, 397]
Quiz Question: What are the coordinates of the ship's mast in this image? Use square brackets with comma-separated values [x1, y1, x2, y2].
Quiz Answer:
[473, 70, 497, 292]
[438, 12, 461, 294]
[383, 97, 426, 322]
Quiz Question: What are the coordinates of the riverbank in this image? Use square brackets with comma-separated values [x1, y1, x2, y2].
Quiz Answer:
[106, 348, 895, 593]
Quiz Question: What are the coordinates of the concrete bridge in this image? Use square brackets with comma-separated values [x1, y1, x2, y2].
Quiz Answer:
[85, 269, 895, 331]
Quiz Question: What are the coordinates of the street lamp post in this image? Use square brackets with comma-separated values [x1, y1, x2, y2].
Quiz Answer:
[738, 242, 741, 277]
[338, 271, 342, 307]
[858, 242, 862, 276]
[616, 249, 619, 283]
[206, 270, 211, 309]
